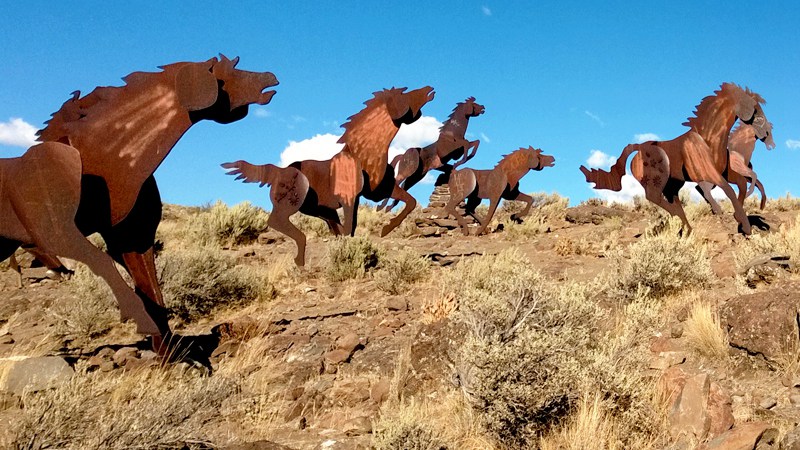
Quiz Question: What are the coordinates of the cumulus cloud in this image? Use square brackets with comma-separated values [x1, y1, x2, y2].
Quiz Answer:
[278, 133, 344, 167]
[482, 6, 492, 16]
[584, 110, 605, 127]
[633, 133, 660, 143]
[787, 139, 800, 149]
[0, 118, 37, 148]
[277, 115, 442, 167]
[586, 149, 616, 169]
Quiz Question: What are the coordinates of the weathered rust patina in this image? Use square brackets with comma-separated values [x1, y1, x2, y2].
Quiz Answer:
[0, 55, 278, 352]
[580, 83, 771, 235]
[442, 146, 555, 236]
[223, 86, 435, 266]
[377, 96, 485, 212]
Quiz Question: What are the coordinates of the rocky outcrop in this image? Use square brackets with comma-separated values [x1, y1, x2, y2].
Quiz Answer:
[0, 356, 73, 395]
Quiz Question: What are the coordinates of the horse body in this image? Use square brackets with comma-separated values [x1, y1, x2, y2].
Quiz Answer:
[581, 83, 771, 235]
[1, 56, 278, 346]
[443, 147, 555, 236]
[378, 97, 485, 212]
[223, 86, 434, 266]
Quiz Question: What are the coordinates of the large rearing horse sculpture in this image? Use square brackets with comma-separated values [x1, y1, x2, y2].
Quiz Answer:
[695, 120, 775, 213]
[580, 83, 771, 235]
[377, 96, 485, 211]
[222, 86, 435, 266]
[0, 55, 278, 351]
[443, 146, 555, 236]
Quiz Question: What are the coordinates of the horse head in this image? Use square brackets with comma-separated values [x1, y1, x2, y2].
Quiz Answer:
[177, 54, 279, 124]
[730, 85, 772, 147]
[528, 147, 555, 171]
[464, 96, 485, 117]
[385, 86, 435, 126]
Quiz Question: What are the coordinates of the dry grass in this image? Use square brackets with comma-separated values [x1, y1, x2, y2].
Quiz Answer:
[499, 192, 569, 238]
[10, 366, 235, 449]
[539, 393, 622, 450]
[735, 213, 800, 273]
[157, 200, 268, 248]
[683, 301, 729, 359]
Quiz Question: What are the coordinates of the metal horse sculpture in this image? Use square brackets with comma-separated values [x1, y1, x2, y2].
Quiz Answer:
[377, 96, 485, 211]
[222, 86, 435, 266]
[696, 121, 775, 213]
[442, 146, 555, 236]
[0, 55, 278, 350]
[580, 83, 771, 235]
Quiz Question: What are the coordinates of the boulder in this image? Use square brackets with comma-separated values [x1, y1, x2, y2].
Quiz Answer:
[0, 356, 73, 395]
[720, 282, 800, 362]
[701, 422, 778, 450]
[670, 373, 711, 439]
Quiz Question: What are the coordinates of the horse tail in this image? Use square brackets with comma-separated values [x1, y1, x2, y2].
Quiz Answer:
[221, 160, 280, 187]
[579, 144, 642, 192]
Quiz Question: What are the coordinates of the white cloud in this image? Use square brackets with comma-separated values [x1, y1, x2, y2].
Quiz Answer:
[592, 174, 645, 204]
[388, 115, 442, 160]
[0, 118, 37, 148]
[633, 133, 660, 143]
[277, 115, 442, 167]
[586, 149, 616, 170]
[787, 139, 800, 149]
[420, 172, 437, 185]
[253, 107, 272, 118]
[685, 182, 727, 202]
[480, 132, 491, 144]
[278, 133, 344, 167]
[482, 6, 492, 16]
[584, 110, 605, 127]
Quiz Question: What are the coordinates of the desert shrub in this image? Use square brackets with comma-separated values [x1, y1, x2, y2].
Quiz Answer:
[12, 367, 235, 449]
[373, 421, 448, 450]
[291, 213, 332, 238]
[47, 265, 116, 343]
[375, 249, 430, 294]
[449, 250, 605, 447]
[157, 246, 261, 321]
[607, 218, 713, 300]
[764, 193, 800, 212]
[356, 204, 392, 236]
[326, 236, 384, 282]
[499, 193, 568, 238]
[194, 200, 269, 247]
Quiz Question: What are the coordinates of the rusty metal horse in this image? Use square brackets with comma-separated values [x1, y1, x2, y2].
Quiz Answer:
[0, 55, 278, 351]
[222, 86, 435, 266]
[696, 120, 775, 213]
[442, 146, 555, 236]
[377, 96, 485, 212]
[580, 83, 771, 235]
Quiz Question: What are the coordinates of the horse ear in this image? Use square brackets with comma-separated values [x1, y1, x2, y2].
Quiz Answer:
[175, 62, 219, 111]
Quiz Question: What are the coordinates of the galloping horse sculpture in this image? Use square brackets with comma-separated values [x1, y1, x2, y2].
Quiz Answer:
[0, 55, 278, 351]
[222, 86, 435, 266]
[696, 121, 775, 213]
[442, 146, 555, 236]
[580, 83, 772, 235]
[377, 96, 485, 211]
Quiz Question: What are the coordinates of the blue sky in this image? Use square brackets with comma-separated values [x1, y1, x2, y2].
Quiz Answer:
[1, 1, 799, 208]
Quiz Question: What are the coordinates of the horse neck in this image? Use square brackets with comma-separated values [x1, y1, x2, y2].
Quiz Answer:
[440, 105, 470, 137]
[689, 95, 737, 165]
[730, 129, 758, 164]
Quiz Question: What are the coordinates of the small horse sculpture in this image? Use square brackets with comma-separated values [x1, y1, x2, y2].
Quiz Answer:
[696, 121, 775, 213]
[0, 55, 278, 351]
[442, 146, 555, 236]
[580, 83, 771, 235]
[222, 86, 435, 266]
[377, 96, 485, 211]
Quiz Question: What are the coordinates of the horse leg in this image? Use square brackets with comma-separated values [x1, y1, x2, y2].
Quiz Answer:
[695, 182, 723, 215]
[510, 192, 534, 223]
[379, 153, 419, 212]
[268, 210, 307, 266]
[443, 170, 475, 236]
[455, 140, 480, 169]
[380, 184, 417, 237]
[729, 152, 757, 198]
[639, 145, 692, 235]
[476, 196, 501, 236]
[341, 195, 360, 237]
[756, 179, 767, 210]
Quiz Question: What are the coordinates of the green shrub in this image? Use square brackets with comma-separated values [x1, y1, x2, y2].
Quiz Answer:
[326, 236, 384, 282]
[48, 265, 117, 343]
[157, 246, 261, 321]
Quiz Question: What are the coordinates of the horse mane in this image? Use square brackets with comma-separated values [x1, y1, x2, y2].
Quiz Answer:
[338, 87, 404, 147]
[440, 97, 474, 132]
[37, 63, 190, 142]
[495, 147, 537, 171]
[682, 83, 766, 131]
